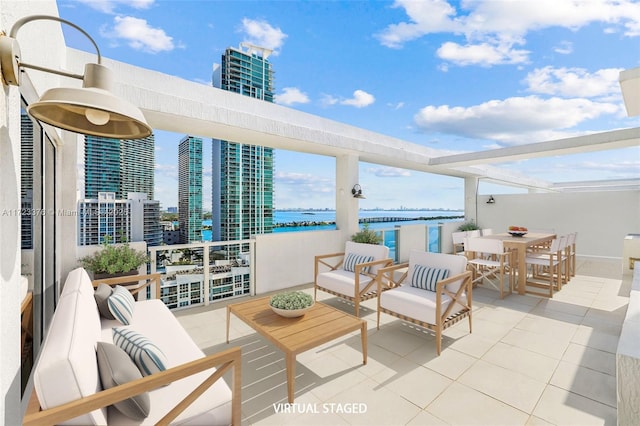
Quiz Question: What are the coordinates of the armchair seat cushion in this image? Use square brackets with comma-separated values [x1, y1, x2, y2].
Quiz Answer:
[316, 269, 374, 297]
[380, 285, 468, 325]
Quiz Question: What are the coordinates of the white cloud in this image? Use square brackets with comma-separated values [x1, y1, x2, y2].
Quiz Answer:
[387, 102, 405, 110]
[437, 41, 529, 66]
[376, 0, 640, 66]
[413, 95, 619, 145]
[524, 66, 624, 98]
[340, 90, 375, 108]
[103, 16, 175, 53]
[275, 87, 310, 105]
[365, 167, 411, 177]
[77, 0, 154, 14]
[240, 18, 287, 55]
[320, 94, 339, 107]
[553, 40, 573, 55]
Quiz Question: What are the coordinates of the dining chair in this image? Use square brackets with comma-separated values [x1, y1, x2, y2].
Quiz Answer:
[452, 231, 467, 255]
[525, 235, 567, 297]
[567, 232, 577, 278]
[465, 237, 513, 299]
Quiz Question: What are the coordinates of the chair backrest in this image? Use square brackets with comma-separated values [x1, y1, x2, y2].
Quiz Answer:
[407, 250, 468, 293]
[467, 230, 481, 238]
[451, 231, 467, 244]
[549, 235, 567, 253]
[344, 241, 390, 275]
[464, 237, 504, 255]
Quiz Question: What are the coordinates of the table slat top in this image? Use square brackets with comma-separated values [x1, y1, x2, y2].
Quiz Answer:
[228, 296, 365, 353]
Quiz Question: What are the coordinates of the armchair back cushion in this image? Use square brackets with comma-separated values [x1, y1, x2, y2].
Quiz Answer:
[344, 241, 390, 275]
[407, 250, 468, 293]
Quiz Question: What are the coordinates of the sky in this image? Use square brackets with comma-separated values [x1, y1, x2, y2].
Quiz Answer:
[56, 0, 640, 211]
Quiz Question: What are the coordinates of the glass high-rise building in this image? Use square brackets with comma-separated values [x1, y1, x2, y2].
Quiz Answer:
[179, 135, 203, 243]
[84, 135, 155, 200]
[82, 134, 159, 245]
[212, 42, 275, 243]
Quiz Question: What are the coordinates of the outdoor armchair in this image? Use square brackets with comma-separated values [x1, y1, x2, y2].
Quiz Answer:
[376, 250, 473, 355]
[314, 241, 393, 317]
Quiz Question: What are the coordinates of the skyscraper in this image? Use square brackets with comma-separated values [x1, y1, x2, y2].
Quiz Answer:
[212, 42, 275, 243]
[82, 134, 159, 245]
[179, 135, 203, 243]
[84, 135, 155, 200]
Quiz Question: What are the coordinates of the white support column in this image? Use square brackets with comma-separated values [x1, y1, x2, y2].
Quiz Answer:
[464, 176, 479, 224]
[335, 154, 360, 240]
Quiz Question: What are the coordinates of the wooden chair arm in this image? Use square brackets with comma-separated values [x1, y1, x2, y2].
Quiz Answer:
[92, 273, 162, 300]
[436, 271, 473, 322]
[23, 346, 242, 426]
[314, 252, 346, 272]
[376, 262, 409, 292]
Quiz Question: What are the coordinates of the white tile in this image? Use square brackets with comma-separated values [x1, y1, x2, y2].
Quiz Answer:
[458, 359, 547, 413]
[561, 343, 616, 376]
[427, 382, 530, 425]
[533, 385, 616, 425]
[549, 360, 616, 408]
[482, 342, 559, 383]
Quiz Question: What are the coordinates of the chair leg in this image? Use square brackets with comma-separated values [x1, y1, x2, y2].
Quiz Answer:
[354, 299, 360, 318]
[436, 327, 442, 356]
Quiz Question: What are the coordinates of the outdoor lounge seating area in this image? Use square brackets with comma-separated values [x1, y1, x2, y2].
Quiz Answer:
[184, 257, 626, 425]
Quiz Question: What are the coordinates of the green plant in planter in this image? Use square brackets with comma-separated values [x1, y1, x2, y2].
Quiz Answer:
[269, 291, 314, 310]
[351, 223, 382, 245]
[457, 220, 480, 232]
[79, 237, 148, 275]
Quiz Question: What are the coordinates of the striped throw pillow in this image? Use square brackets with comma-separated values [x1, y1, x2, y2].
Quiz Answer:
[112, 328, 167, 376]
[410, 265, 449, 292]
[343, 252, 374, 273]
[108, 285, 135, 325]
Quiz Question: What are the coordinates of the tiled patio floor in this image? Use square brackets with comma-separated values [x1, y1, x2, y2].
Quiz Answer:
[175, 258, 627, 425]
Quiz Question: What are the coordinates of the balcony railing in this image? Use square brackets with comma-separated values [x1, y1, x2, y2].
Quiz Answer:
[144, 223, 446, 310]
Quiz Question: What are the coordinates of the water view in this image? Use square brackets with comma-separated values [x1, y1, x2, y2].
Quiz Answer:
[201, 210, 464, 254]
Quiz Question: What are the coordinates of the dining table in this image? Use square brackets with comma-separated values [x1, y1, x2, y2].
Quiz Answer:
[475, 232, 556, 295]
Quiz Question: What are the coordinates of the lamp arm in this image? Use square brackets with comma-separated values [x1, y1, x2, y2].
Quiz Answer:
[9, 14, 102, 64]
[19, 62, 83, 80]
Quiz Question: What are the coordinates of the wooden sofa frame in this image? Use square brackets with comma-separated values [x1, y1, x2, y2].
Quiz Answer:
[376, 264, 473, 355]
[23, 274, 242, 426]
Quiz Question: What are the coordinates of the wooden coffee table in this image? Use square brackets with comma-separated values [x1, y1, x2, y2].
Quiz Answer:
[226, 296, 367, 403]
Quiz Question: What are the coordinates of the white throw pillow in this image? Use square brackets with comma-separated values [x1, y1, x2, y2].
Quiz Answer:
[112, 327, 168, 376]
[410, 264, 449, 292]
[108, 285, 135, 325]
[343, 253, 374, 273]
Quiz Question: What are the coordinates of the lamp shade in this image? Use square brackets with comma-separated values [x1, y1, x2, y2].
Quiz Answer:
[26, 63, 152, 139]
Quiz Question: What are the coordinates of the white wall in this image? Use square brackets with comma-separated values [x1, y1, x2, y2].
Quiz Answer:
[254, 230, 345, 293]
[473, 190, 640, 258]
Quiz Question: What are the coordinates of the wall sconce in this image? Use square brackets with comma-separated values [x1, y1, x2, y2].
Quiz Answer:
[0, 15, 152, 139]
[352, 184, 365, 199]
[486, 195, 495, 204]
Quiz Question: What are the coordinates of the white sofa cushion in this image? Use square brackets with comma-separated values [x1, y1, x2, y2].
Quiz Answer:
[34, 268, 107, 425]
[316, 269, 374, 297]
[101, 300, 233, 425]
[380, 284, 468, 325]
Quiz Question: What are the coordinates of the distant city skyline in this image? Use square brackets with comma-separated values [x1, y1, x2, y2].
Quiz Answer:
[58, 0, 640, 211]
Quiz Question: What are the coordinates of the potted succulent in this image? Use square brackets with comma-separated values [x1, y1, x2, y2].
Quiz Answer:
[350, 223, 382, 245]
[79, 237, 148, 279]
[269, 291, 314, 318]
[457, 220, 480, 232]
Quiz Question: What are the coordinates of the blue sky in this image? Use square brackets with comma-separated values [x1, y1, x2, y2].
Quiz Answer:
[57, 0, 640, 210]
